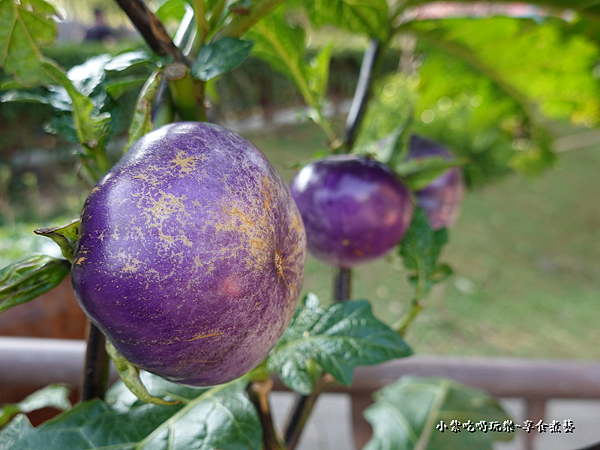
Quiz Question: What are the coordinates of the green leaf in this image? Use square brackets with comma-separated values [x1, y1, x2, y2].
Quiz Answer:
[267, 294, 412, 395]
[7, 374, 261, 450]
[397, 156, 467, 191]
[66, 54, 111, 97]
[245, 9, 310, 99]
[408, 17, 600, 123]
[0, 415, 34, 450]
[508, 127, 557, 177]
[0, 385, 71, 427]
[42, 61, 111, 146]
[33, 219, 79, 263]
[104, 50, 154, 72]
[43, 113, 78, 143]
[42, 60, 111, 176]
[354, 73, 418, 152]
[105, 76, 148, 100]
[356, 117, 414, 170]
[0, 0, 57, 87]
[306, 42, 334, 103]
[191, 37, 254, 81]
[398, 208, 449, 295]
[124, 70, 163, 153]
[106, 341, 181, 407]
[0, 254, 70, 314]
[305, 0, 389, 40]
[363, 376, 514, 450]
[154, 0, 188, 24]
[0, 87, 71, 111]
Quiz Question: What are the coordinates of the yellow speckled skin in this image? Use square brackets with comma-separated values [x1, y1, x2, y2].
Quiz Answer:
[72, 122, 306, 386]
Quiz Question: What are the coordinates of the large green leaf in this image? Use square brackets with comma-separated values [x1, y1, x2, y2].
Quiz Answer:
[0, 415, 34, 450]
[267, 294, 412, 395]
[305, 0, 389, 40]
[0, 254, 70, 314]
[398, 208, 451, 296]
[363, 15, 600, 186]
[191, 37, 254, 81]
[405, 16, 600, 126]
[0, 385, 71, 427]
[0, 0, 57, 87]
[245, 8, 338, 141]
[363, 376, 514, 450]
[245, 8, 309, 98]
[3, 374, 261, 450]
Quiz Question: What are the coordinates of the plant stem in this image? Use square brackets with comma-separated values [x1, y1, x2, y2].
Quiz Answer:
[192, 0, 208, 47]
[283, 374, 335, 450]
[343, 38, 384, 152]
[247, 379, 285, 450]
[333, 267, 352, 303]
[81, 322, 109, 401]
[165, 63, 207, 121]
[282, 38, 380, 444]
[207, 0, 227, 32]
[393, 298, 423, 337]
[114, 0, 188, 65]
[282, 268, 351, 448]
[393, 265, 427, 336]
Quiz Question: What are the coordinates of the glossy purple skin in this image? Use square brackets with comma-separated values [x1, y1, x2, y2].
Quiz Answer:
[290, 155, 414, 268]
[72, 122, 306, 386]
[408, 135, 464, 230]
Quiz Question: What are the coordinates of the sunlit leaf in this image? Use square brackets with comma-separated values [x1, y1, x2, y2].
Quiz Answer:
[246, 9, 308, 93]
[0, 0, 57, 86]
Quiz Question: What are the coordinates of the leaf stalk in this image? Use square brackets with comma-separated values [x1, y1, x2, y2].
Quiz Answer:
[247, 379, 286, 450]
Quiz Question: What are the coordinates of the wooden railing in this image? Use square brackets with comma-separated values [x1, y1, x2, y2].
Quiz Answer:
[1, 337, 600, 450]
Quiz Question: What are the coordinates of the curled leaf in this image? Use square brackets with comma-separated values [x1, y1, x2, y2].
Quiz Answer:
[34, 220, 79, 263]
[0, 255, 70, 314]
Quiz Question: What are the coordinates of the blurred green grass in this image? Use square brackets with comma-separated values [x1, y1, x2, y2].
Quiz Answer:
[247, 122, 600, 360]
